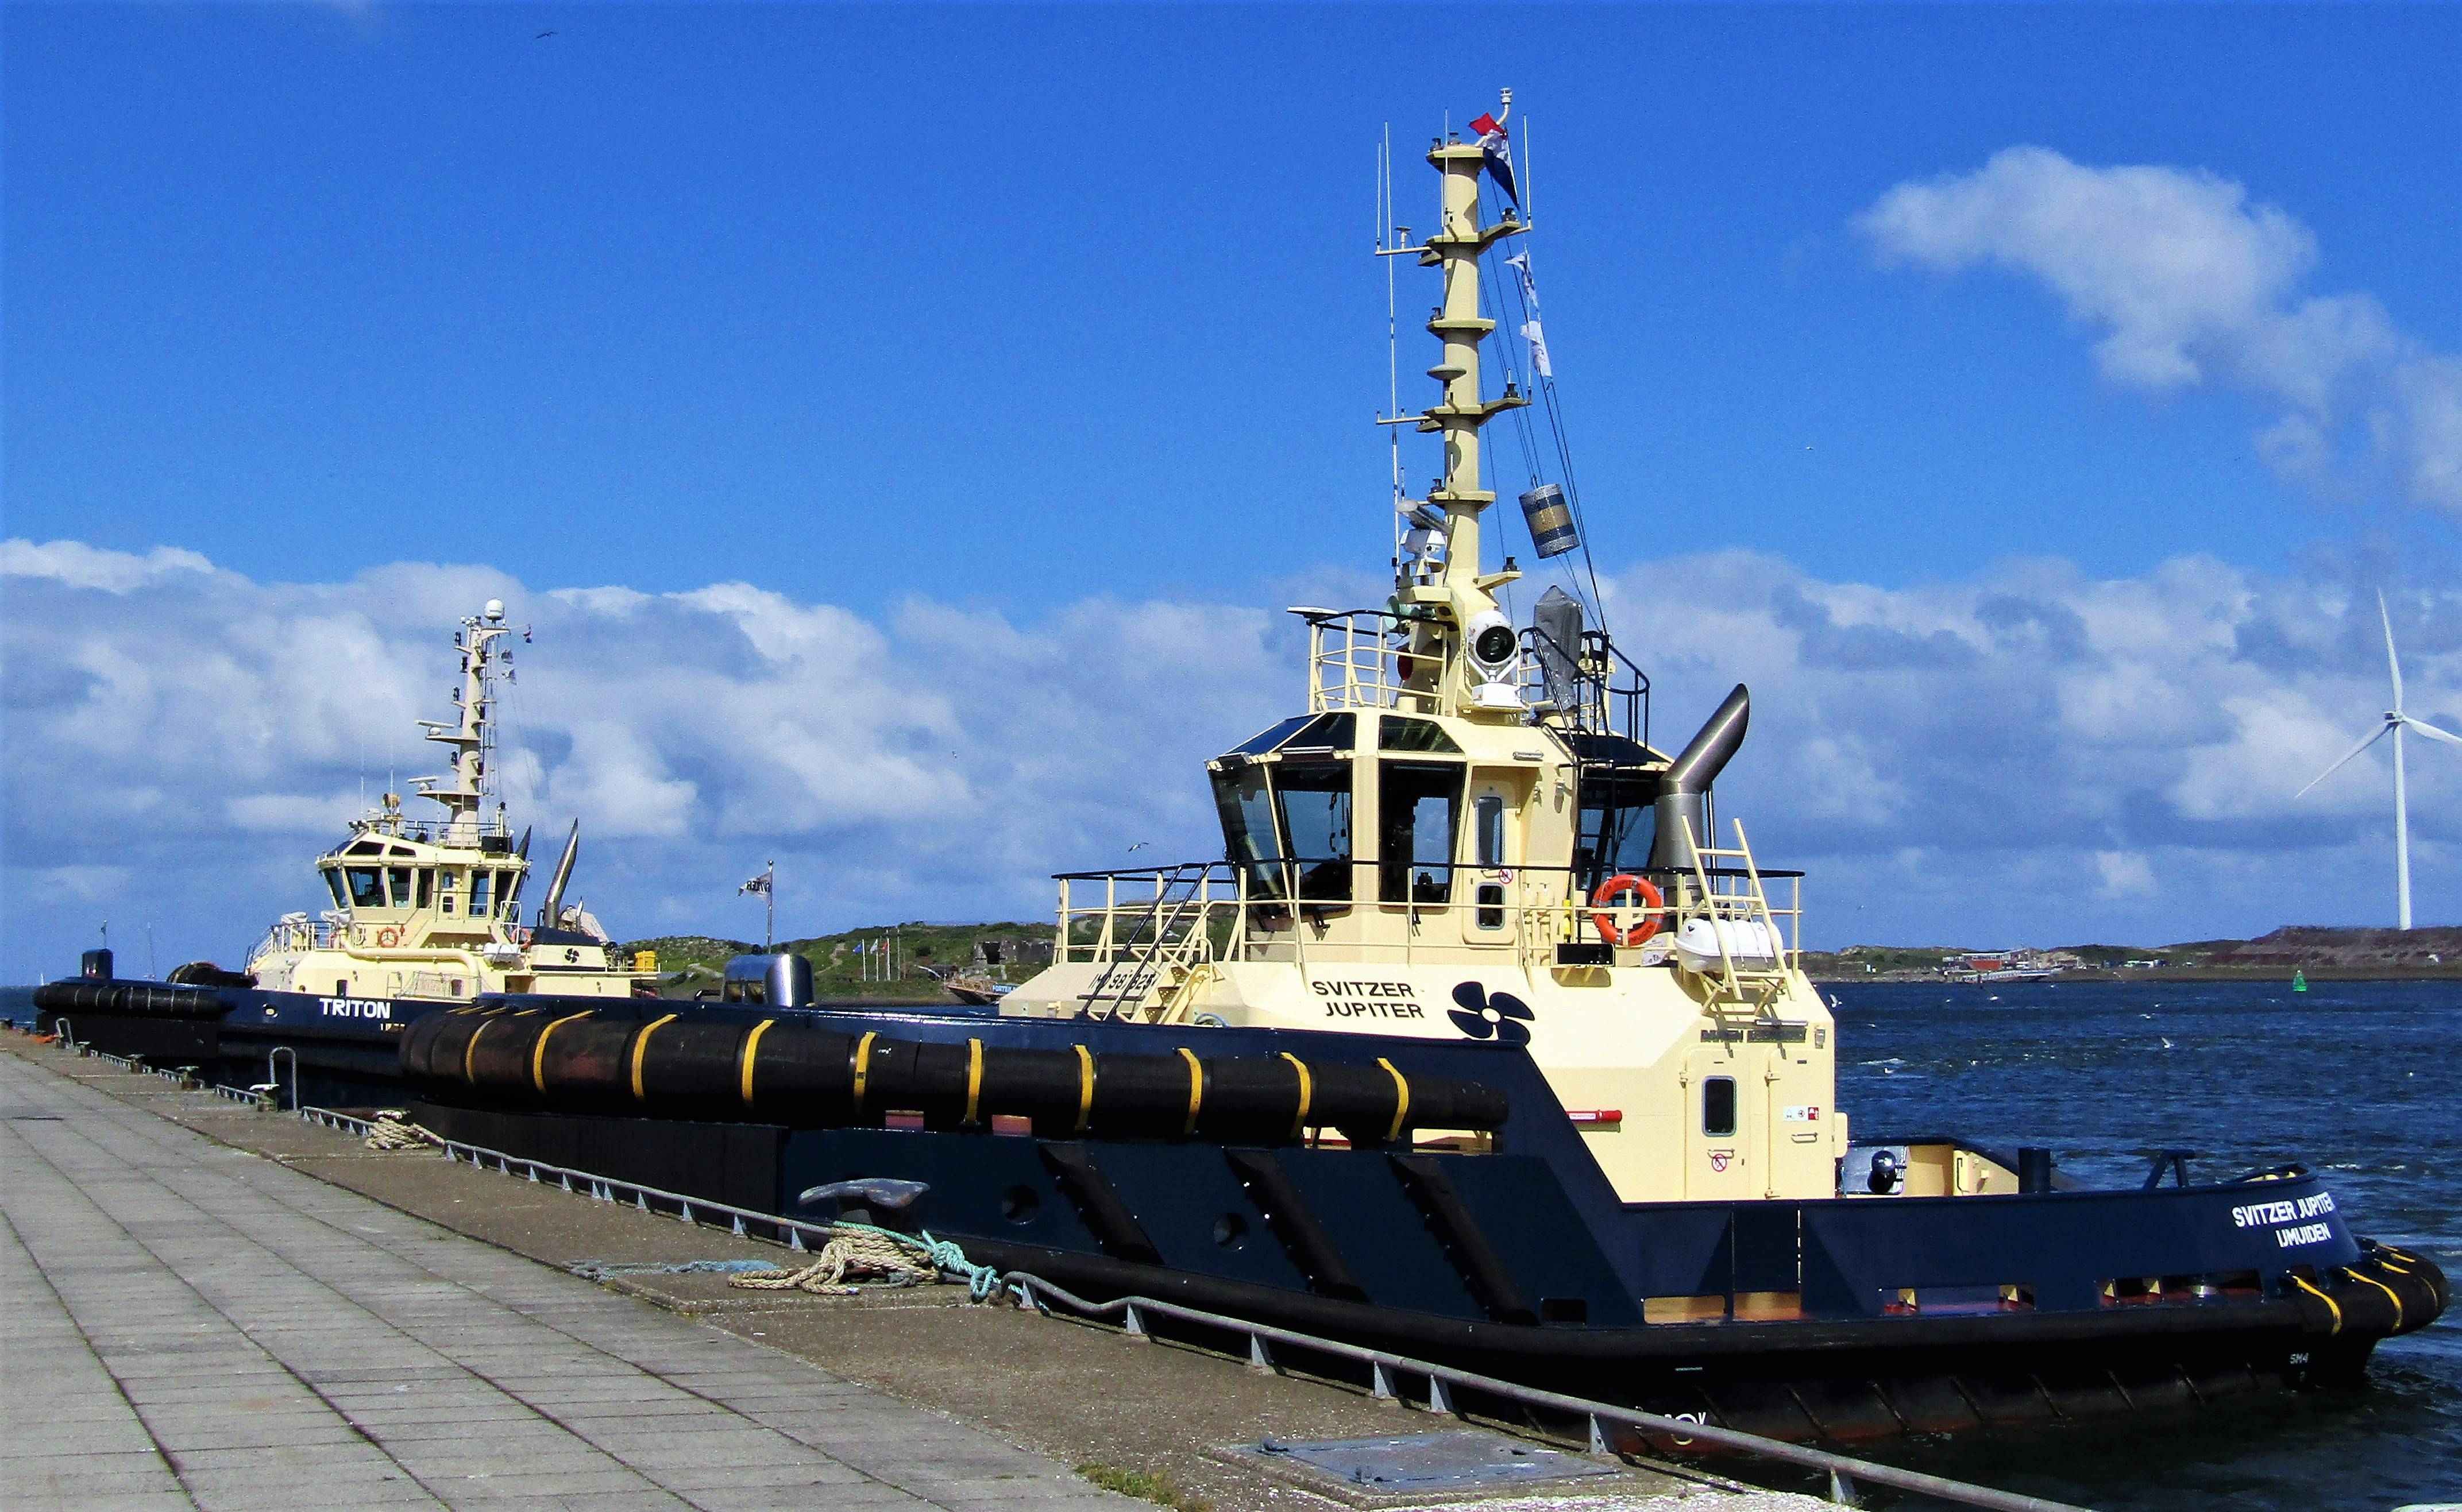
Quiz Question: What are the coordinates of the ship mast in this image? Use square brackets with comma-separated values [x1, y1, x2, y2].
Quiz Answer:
[1392, 91, 1529, 720]
[415, 600, 516, 847]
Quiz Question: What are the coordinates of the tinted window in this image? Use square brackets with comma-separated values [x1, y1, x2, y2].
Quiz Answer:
[1475, 794, 1505, 868]
[416, 869, 434, 908]
[1275, 764, 1353, 903]
[1575, 772, 1657, 894]
[1703, 1077, 1737, 1138]
[1212, 766, 1287, 900]
[1228, 716, 1311, 757]
[323, 869, 349, 910]
[470, 871, 493, 915]
[344, 867, 384, 908]
[387, 868, 412, 907]
[1380, 717, 1463, 753]
[497, 869, 522, 909]
[1276, 711, 1355, 756]
[1380, 761, 1463, 904]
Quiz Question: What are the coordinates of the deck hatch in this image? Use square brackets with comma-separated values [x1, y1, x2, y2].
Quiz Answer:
[1236, 1430, 1616, 1495]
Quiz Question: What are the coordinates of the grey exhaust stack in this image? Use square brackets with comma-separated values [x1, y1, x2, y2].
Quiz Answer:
[538, 820, 580, 927]
[1649, 685, 1750, 874]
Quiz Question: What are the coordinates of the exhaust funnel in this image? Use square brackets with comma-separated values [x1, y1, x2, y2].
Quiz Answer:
[1650, 685, 1750, 874]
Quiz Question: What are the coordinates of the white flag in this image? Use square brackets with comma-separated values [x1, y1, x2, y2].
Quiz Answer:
[1521, 318, 1553, 379]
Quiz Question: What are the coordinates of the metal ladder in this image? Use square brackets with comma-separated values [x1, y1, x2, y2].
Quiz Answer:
[1078, 864, 1217, 1020]
[1679, 816, 1792, 1012]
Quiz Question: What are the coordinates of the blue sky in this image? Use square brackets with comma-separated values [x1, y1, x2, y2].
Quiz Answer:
[7, 4, 2462, 974]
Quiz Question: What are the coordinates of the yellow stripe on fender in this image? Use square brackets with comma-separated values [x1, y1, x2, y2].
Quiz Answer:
[531, 1011, 596, 1095]
[630, 1014, 678, 1103]
[1281, 1051, 1313, 1140]
[852, 1031, 879, 1115]
[462, 1012, 503, 1085]
[2345, 1266, 2405, 1328]
[1178, 1047, 1203, 1136]
[1377, 1057, 1411, 1143]
[964, 1038, 985, 1126]
[1074, 1045, 1096, 1131]
[2292, 1274, 2344, 1335]
[739, 1019, 777, 1111]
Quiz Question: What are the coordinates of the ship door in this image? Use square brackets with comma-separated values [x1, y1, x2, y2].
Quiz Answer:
[1458, 772, 1526, 945]
[1684, 1043, 1756, 1200]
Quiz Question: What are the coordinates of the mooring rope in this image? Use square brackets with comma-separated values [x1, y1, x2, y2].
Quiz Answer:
[728, 1223, 1005, 1301]
[363, 1111, 443, 1151]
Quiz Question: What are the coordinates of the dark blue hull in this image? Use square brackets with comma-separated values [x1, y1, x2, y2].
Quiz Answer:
[383, 996, 2444, 1439]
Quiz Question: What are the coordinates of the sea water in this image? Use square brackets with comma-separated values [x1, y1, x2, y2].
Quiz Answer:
[1828, 979, 2460, 1510]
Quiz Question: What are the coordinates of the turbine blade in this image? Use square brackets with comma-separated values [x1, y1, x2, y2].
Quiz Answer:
[2401, 714, 2462, 749]
[2380, 591, 2405, 711]
[2296, 722, 2392, 796]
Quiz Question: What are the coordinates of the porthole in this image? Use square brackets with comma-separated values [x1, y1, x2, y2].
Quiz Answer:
[1000, 1185, 1040, 1224]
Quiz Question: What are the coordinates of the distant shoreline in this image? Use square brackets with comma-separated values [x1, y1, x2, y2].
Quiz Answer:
[1813, 966, 2462, 985]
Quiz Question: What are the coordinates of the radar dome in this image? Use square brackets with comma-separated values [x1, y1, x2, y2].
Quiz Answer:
[483, 599, 505, 621]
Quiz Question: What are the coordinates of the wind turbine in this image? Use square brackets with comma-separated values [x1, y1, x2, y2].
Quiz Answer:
[2296, 593, 2462, 929]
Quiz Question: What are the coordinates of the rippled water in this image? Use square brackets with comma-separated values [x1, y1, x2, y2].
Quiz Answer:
[1824, 979, 2460, 1511]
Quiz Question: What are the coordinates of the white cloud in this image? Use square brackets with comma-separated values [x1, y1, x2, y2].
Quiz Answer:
[1858, 146, 2462, 511]
[1, 539, 215, 593]
[6, 538, 2460, 971]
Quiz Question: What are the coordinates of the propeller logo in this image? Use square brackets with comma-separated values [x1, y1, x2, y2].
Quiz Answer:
[1448, 981, 1535, 1045]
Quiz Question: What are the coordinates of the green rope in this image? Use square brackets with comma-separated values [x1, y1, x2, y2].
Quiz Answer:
[832, 1220, 1006, 1302]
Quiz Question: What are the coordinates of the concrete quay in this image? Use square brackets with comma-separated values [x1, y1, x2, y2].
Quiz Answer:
[0, 1037, 1822, 1512]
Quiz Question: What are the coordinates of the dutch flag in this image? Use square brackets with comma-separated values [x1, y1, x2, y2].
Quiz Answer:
[1468, 110, 1517, 206]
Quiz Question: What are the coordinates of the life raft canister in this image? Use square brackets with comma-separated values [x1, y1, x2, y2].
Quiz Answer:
[1591, 874, 1664, 948]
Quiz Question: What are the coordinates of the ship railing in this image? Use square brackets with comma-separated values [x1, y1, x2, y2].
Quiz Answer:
[1514, 625, 1650, 745]
[1054, 859, 1804, 999]
[1303, 609, 1430, 715]
[277, 1095, 2083, 1512]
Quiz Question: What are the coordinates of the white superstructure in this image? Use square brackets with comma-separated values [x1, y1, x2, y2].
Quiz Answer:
[1002, 100, 1841, 1205]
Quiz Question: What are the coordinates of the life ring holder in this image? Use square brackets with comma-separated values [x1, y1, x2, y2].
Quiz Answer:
[1590, 875, 1664, 948]
[375, 927, 402, 949]
[511, 927, 532, 950]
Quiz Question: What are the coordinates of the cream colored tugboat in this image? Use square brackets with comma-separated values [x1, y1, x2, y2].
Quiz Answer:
[999, 112, 1830, 1208]
[37, 600, 653, 1103]
[399, 98, 2440, 1438]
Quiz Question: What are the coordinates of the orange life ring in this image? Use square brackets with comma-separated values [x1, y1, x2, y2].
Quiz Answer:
[1591, 875, 1664, 948]
[375, 927, 402, 949]
[512, 927, 532, 949]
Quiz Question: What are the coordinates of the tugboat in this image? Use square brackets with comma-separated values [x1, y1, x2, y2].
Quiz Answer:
[36, 600, 654, 1105]
[398, 97, 2441, 1439]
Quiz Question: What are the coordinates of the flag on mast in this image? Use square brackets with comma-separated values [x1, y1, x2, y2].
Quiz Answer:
[1468, 110, 1517, 206]
[1504, 251, 1552, 378]
[738, 871, 771, 896]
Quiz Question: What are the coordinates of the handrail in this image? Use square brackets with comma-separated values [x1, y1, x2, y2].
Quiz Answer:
[285, 1099, 2088, 1512]
[1008, 1276, 2093, 1512]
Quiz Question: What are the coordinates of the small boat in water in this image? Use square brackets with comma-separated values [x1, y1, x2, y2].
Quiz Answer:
[34, 601, 655, 1105]
[396, 95, 2443, 1440]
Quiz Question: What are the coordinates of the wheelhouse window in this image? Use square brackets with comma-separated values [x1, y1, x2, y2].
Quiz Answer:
[1703, 1077, 1738, 1138]
[415, 869, 434, 908]
[497, 869, 522, 915]
[1274, 763, 1353, 905]
[1575, 772, 1658, 896]
[1379, 716, 1463, 753]
[386, 868, 413, 908]
[1212, 765, 1288, 902]
[470, 870, 494, 917]
[1474, 794, 1505, 868]
[323, 868, 349, 910]
[342, 867, 384, 909]
[1380, 762, 1463, 904]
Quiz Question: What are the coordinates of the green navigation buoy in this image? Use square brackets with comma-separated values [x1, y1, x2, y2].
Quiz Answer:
[2292, 970, 2307, 993]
